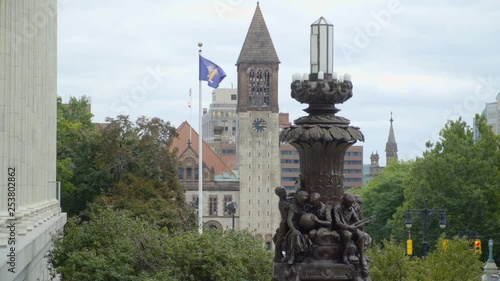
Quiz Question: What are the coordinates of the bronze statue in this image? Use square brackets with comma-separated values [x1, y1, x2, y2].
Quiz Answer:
[273, 186, 292, 262]
[332, 193, 374, 273]
[284, 191, 310, 264]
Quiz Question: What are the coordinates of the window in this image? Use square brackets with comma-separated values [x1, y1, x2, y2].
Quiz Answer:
[248, 69, 271, 107]
[186, 168, 192, 180]
[231, 94, 237, 100]
[223, 195, 232, 215]
[194, 168, 199, 179]
[281, 150, 299, 155]
[178, 167, 184, 180]
[344, 169, 362, 174]
[345, 151, 362, 156]
[345, 160, 362, 165]
[222, 149, 236, 154]
[344, 178, 362, 182]
[209, 196, 218, 216]
[281, 177, 300, 182]
[281, 159, 300, 164]
[281, 168, 300, 173]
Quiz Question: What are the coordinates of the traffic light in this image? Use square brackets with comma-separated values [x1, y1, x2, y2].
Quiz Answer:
[474, 239, 481, 255]
[442, 239, 449, 250]
[407, 239, 413, 256]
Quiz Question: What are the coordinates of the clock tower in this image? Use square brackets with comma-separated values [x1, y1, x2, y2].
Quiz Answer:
[236, 2, 281, 244]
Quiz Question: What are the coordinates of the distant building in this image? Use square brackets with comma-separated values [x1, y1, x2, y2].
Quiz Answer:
[173, 3, 363, 245]
[474, 93, 500, 140]
[202, 88, 238, 144]
[172, 122, 239, 231]
[368, 113, 399, 178]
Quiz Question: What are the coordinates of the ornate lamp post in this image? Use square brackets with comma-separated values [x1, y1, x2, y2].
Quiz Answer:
[283, 17, 362, 201]
[404, 199, 447, 256]
[225, 201, 238, 231]
[274, 17, 369, 281]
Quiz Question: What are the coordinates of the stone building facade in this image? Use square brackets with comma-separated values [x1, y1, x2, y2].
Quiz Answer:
[235, 3, 281, 245]
[0, 1, 66, 280]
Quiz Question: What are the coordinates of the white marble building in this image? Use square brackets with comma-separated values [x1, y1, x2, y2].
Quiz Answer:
[0, 0, 67, 280]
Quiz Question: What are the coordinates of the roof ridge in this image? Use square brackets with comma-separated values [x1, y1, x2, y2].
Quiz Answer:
[173, 120, 235, 176]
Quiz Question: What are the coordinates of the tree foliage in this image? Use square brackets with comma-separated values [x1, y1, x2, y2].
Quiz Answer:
[57, 96, 112, 215]
[369, 236, 483, 281]
[49, 205, 272, 281]
[358, 161, 411, 242]
[388, 117, 500, 258]
[362, 116, 500, 262]
[368, 237, 412, 281]
[56, 97, 195, 231]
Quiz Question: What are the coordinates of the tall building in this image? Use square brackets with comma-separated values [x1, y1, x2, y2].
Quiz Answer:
[235, 3, 281, 246]
[201, 88, 238, 144]
[474, 93, 500, 140]
[0, 1, 66, 280]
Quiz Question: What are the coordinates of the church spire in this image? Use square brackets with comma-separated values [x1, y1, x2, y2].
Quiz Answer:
[387, 112, 396, 144]
[236, 2, 280, 65]
[385, 112, 398, 165]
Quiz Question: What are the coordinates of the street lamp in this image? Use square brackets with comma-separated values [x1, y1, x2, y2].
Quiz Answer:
[404, 198, 447, 256]
[226, 201, 238, 231]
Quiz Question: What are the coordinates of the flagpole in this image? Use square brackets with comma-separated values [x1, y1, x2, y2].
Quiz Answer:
[189, 88, 192, 144]
[197, 42, 203, 234]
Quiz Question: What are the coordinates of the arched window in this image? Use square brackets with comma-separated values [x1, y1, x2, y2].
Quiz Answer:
[183, 157, 195, 181]
[248, 68, 271, 106]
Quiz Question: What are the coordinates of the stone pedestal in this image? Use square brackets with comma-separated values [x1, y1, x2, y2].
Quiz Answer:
[273, 261, 370, 281]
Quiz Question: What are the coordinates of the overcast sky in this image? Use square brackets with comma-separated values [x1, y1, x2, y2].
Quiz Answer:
[57, 0, 500, 166]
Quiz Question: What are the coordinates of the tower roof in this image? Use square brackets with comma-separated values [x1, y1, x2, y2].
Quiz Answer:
[236, 2, 280, 65]
[387, 112, 396, 144]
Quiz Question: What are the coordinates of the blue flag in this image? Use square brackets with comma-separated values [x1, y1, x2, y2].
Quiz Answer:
[199, 55, 226, 89]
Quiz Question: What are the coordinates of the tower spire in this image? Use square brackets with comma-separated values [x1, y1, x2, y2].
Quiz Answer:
[386, 112, 398, 165]
[236, 2, 280, 65]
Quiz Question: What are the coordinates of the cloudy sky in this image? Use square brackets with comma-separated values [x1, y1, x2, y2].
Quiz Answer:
[57, 0, 500, 166]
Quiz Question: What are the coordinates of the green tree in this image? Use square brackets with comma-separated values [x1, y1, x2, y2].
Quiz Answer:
[94, 115, 195, 232]
[408, 236, 483, 281]
[57, 96, 113, 215]
[368, 236, 483, 281]
[368, 237, 412, 281]
[358, 161, 411, 243]
[49, 205, 272, 281]
[389, 117, 500, 259]
[49, 205, 170, 281]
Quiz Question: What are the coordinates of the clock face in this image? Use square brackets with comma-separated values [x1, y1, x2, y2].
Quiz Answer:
[252, 118, 267, 133]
